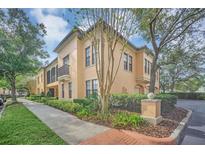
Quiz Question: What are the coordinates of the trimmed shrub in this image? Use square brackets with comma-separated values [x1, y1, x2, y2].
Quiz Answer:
[110, 93, 177, 114]
[45, 100, 83, 114]
[154, 94, 177, 113]
[73, 98, 91, 107]
[76, 108, 91, 118]
[112, 111, 144, 128]
[110, 93, 147, 113]
[73, 96, 99, 112]
[167, 92, 205, 100]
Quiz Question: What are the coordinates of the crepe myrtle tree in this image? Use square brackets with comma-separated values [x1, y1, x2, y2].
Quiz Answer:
[0, 9, 48, 102]
[133, 8, 205, 93]
[69, 9, 139, 113]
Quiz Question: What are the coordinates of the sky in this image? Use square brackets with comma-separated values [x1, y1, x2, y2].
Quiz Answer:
[23, 8, 147, 63]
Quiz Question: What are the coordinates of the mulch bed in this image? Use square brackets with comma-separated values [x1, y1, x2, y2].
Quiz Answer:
[81, 107, 188, 138]
[162, 107, 188, 122]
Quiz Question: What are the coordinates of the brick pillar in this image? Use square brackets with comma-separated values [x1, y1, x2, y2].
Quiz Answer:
[141, 99, 162, 125]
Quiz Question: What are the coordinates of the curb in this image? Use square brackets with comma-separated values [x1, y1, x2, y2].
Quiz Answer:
[170, 109, 192, 144]
[122, 109, 192, 145]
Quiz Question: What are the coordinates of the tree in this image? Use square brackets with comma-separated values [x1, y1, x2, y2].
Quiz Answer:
[175, 76, 205, 92]
[16, 75, 35, 96]
[159, 38, 205, 92]
[159, 34, 205, 92]
[70, 9, 138, 113]
[133, 8, 205, 93]
[0, 9, 48, 102]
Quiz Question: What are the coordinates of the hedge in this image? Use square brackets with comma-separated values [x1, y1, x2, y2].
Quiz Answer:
[27, 95, 57, 103]
[44, 100, 83, 113]
[110, 93, 177, 114]
[167, 92, 205, 100]
[110, 94, 146, 113]
[155, 94, 177, 113]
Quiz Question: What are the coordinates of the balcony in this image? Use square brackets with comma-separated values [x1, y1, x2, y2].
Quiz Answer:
[58, 64, 70, 81]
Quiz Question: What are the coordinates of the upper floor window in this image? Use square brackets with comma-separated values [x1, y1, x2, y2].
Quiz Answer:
[145, 59, 147, 74]
[41, 74, 43, 83]
[147, 61, 150, 75]
[124, 53, 132, 72]
[62, 84, 64, 98]
[51, 67, 56, 83]
[124, 53, 128, 70]
[145, 58, 152, 75]
[68, 82, 72, 98]
[47, 70, 51, 84]
[56, 65, 58, 78]
[92, 43, 97, 65]
[85, 46, 90, 67]
[128, 55, 132, 72]
[37, 76, 40, 84]
[63, 55, 69, 65]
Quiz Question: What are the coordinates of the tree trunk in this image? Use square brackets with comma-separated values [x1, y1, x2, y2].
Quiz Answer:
[149, 56, 158, 93]
[101, 94, 109, 113]
[10, 78, 17, 102]
[170, 82, 175, 92]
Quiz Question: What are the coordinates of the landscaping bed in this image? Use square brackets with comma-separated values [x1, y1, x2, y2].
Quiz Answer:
[79, 107, 187, 138]
[26, 93, 187, 138]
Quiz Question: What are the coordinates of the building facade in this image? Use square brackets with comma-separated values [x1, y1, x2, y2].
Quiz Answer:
[34, 28, 160, 99]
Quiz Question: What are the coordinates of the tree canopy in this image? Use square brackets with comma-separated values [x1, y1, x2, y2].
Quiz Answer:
[0, 9, 48, 101]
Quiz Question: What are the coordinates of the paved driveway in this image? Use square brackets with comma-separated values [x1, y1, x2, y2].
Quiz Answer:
[176, 99, 205, 145]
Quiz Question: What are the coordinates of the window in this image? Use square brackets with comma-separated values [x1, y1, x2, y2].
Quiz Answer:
[51, 67, 56, 82]
[47, 70, 51, 84]
[124, 53, 128, 70]
[56, 65, 58, 78]
[86, 79, 98, 97]
[128, 55, 132, 72]
[41, 74, 43, 83]
[68, 82, 72, 98]
[147, 61, 150, 75]
[124, 53, 132, 72]
[37, 76, 40, 84]
[149, 62, 152, 75]
[63, 55, 69, 65]
[92, 79, 98, 95]
[62, 84, 64, 98]
[92, 43, 97, 65]
[85, 46, 90, 67]
[86, 80, 91, 97]
[144, 59, 147, 74]
[145, 58, 152, 75]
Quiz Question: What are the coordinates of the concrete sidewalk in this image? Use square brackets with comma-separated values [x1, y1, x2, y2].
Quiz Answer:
[18, 98, 109, 145]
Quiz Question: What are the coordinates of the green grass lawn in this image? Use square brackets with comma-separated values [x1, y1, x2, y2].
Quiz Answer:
[0, 103, 66, 145]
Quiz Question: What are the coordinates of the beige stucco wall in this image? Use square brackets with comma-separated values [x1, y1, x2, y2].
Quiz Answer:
[35, 68, 45, 95]
[45, 59, 58, 97]
[51, 30, 160, 100]
[57, 34, 78, 99]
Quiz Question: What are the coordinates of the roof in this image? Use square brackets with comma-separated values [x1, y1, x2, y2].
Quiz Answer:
[45, 57, 58, 68]
[54, 27, 82, 52]
[53, 20, 154, 56]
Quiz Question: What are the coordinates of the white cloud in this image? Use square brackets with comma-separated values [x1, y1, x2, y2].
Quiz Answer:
[30, 8, 69, 44]
[29, 9, 70, 62]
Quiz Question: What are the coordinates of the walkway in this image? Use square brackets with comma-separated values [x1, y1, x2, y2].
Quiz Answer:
[18, 98, 176, 145]
[177, 99, 205, 145]
[18, 98, 109, 144]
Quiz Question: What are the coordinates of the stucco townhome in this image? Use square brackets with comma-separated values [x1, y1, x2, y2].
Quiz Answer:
[35, 26, 160, 99]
